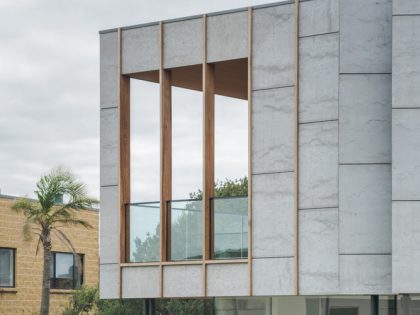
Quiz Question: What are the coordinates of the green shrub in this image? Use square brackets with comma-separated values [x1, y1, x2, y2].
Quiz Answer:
[61, 286, 214, 315]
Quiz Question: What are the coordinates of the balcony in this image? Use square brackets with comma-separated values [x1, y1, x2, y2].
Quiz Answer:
[126, 195, 248, 263]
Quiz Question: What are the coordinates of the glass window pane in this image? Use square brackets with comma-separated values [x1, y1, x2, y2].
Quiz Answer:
[130, 79, 160, 202]
[170, 200, 203, 261]
[397, 295, 420, 315]
[172, 86, 203, 200]
[379, 296, 396, 315]
[129, 202, 160, 262]
[327, 296, 371, 315]
[0, 248, 14, 287]
[213, 197, 248, 259]
[215, 297, 270, 315]
[54, 253, 74, 289]
[215, 94, 248, 187]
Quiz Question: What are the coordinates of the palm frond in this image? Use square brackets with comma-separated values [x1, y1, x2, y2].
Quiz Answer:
[53, 218, 93, 229]
[23, 221, 34, 241]
[53, 229, 76, 253]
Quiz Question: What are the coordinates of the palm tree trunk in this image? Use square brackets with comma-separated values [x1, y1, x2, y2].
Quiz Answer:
[40, 238, 52, 315]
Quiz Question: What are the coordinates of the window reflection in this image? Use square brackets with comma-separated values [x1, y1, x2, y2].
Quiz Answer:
[213, 296, 396, 315]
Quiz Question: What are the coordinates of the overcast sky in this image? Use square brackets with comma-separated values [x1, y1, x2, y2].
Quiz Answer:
[0, 0, 273, 200]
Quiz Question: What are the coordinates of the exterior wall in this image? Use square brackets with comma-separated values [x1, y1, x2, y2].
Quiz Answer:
[99, 0, 420, 299]
[0, 195, 99, 315]
[338, 0, 392, 295]
[251, 2, 296, 296]
[99, 29, 120, 299]
[392, 0, 420, 294]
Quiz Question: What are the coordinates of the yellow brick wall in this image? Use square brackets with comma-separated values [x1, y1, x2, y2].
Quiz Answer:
[0, 196, 99, 315]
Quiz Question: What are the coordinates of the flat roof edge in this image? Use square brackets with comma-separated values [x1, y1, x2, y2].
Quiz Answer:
[0, 194, 100, 212]
[99, 0, 302, 35]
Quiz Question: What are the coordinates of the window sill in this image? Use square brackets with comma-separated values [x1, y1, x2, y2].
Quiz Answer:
[0, 288, 17, 294]
[50, 289, 75, 295]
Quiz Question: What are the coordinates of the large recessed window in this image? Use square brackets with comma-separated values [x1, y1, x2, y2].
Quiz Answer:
[0, 248, 15, 287]
[211, 59, 249, 260]
[129, 77, 161, 263]
[170, 65, 203, 261]
[125, 58, 249, 262]
[50, 252, 83, 290]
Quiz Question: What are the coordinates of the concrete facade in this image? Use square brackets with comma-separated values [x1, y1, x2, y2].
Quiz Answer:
[99, 0, 420, 303]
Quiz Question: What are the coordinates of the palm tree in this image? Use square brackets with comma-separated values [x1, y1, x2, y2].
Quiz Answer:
[12, 167, 98, 315]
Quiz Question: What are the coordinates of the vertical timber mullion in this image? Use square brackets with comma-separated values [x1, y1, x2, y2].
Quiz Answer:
[202, 14, 215, 297]
[159, 21, 172, 298]
[247, 6, 253, 297]
[118, 27, 131, 298]
[294, 0, 300, 296]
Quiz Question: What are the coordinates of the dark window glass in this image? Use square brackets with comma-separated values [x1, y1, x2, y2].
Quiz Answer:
[50, 252, 83, 289]
[0, 248, 14, 287]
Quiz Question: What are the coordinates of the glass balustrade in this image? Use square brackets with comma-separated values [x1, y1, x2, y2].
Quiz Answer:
[169, 199, 203, 261]
[212, 196, 248, 260]
[128, 202, 160, 263]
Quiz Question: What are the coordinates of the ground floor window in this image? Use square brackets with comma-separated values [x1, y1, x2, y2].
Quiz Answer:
[50, 252, 83, 289]
[0, 248, 15, 287]
[215, 296, 396, 315]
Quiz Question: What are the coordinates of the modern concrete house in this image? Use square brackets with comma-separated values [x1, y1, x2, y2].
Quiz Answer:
[99, 0, 420, 313]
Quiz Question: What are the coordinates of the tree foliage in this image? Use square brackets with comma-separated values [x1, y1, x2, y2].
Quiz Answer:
[61, 286, 214, 315]
[189, 176, 248, 199]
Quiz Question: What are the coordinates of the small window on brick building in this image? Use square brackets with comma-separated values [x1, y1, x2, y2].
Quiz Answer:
[50, 252, 83, 290]
[0, 248, 15, 287]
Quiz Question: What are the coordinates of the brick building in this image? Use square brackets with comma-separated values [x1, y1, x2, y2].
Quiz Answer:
[0, 194, 99, 315]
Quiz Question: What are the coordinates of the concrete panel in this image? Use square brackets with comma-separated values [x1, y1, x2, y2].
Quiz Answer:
[207, 263, 248, 297]
[100, 32, 118, 109]
[392, 201, 420, 293]
[340, 254, 391, 294]
[100, 108, 118, 186]
[163, 265, 202, 298]
[122, 25, 159, 74]
[339, 74, 392, 164]
[299, 121, 338, 209]
[252, 172, 294, 258]
[100, 185, 119, 264]
[339, 165, 391, 254]
[392, 16, 420, 108]
[252, 257, 294, 295]
[207, 11, 248, 63]
[300, 33, 338, 123]
[252, 87, 294, 174]
[299, 208, 339, 294]
[340, 0, 392, 74]
[300, 0, 339, 37]
[252, 4, 295, 90]
[163, 18, 203, 68]
[393, 0, 420, 15]
[392, 109, 420, 200]
[100, 264, 119, 299]
[122, 266, 160, 298]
